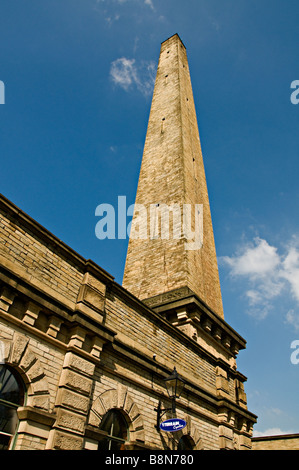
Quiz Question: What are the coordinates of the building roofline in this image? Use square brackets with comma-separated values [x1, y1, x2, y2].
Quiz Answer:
[0, 193, 114, 284]
[252, 433, 299, 441]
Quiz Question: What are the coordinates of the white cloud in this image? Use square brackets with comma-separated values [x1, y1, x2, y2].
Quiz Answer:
[285, 309, 299, 331]
[221, 237, 280, 278]
[110, 57, 155, 96]
[221, 236, 299, 323]
[280, 246, 299, 303]
[144, 0, 154, 10]
[110, 58, 137, 90]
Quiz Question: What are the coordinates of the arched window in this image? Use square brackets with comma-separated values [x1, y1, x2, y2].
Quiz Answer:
[177, 435, 194, 450]
[98, 410, 128, 451]
[0, 365, 25, 450]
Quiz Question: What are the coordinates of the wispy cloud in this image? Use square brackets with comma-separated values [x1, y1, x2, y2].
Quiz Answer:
[110, 57, 156, 96]
[96, 0, 155, 9]
[220, 236, 299, 324]
[144, 0, 155, 10]
[113, 0, 154, 6]
[280, 242, 299, 303]
[94, 0, 156, 23]
[286, 309, 299, 331]
[253, 427, 295, 437]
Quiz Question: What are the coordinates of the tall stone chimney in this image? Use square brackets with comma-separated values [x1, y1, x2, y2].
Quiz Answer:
[123, 34, 224, 320]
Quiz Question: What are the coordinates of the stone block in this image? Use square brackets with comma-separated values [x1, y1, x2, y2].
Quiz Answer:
[57, 388, 89, 414]
[19, 348, 36, 371]
[27, 360, 45, 382]
[23, 301, 40, 326]
[63, 352, 95, 377]
[10, 333, 29, 365]
[50, 430, 83, 450]
[56, 409, 86, 434]
[59, 369, 93, 395]
[31, 378, 49, 395]
[30, 394, 50, 411]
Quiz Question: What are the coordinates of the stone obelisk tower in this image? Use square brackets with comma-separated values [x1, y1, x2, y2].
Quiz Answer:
[123, 34, 224, 320]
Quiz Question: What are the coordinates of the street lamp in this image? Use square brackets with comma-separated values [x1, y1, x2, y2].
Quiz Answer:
[155, 367, 186, 430]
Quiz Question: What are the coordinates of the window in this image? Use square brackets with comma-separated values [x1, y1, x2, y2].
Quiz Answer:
[177, 435, 194, 450]
[98, 410, 128, 451]
[0, 366, 25, 450]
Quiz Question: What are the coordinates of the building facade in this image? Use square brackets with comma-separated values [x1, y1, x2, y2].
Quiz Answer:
[0, 34, 257, 451]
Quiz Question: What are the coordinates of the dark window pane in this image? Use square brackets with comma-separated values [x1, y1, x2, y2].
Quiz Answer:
[0, 433, 11, 451]
[100, 410, 127, 439]
[0, 366, 25, 450]
[110, 412, 127, 439]
[100, 411, 114, 435]
[0, 404, 18, 435]
[178, 436, 194, 450]
[98, 410, 128, 451]
[110, 439, 125, 451]
[98, 437, 109, 451]
[0, 366, 23, 405]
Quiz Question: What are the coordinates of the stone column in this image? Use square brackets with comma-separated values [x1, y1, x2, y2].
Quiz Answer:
[15, 407, 56, 450]
[46, 351, 95, 450]
[218, 407, 234, 450]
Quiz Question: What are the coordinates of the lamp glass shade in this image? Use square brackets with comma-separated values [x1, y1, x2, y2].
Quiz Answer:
[164, 367, 185, 399]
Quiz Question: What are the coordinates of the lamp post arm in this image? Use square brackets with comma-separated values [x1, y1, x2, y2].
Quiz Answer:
[154, 399, 176, 430]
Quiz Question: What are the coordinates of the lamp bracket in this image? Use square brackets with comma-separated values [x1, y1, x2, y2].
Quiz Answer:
[154, 399, 175, 430]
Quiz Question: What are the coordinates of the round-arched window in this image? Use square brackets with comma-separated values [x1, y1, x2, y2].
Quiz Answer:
[0, 365, 25, 450]
[177, 435, 194, 450]
[98, 410, 128, 451]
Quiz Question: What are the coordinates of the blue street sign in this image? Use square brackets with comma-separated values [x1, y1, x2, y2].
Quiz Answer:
[160, 418, 187, 432]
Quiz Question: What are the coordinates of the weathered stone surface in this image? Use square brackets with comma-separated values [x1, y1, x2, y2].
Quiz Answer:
[19, 348, 36, 371]
[63, 352, 95, 377]
[122, 34, 224, 319]
[60, 369, 93, 396]
[50, 430, 83, 450]
[30, 394, 50, 411]
[56, 409, 85, 434]
[57, 389, 90, 414]
[10, 333, 29, 365]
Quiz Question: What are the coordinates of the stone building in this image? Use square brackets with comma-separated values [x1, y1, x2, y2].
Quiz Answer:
[252, 434, 299, 450]
[0, 34, 257, 451]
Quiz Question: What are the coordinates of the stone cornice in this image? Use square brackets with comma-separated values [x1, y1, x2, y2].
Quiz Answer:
[143, 287, 247, 357]
[144, 287, 246, 346]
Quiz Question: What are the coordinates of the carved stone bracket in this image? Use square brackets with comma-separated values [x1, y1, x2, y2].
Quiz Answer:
[144, 287, 246, 359]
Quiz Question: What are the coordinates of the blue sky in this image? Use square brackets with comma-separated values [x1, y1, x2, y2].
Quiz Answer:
[0, 0, 299, 437]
